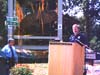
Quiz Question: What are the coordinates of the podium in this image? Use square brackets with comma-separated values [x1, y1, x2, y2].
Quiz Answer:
[48, 42, 84, 75]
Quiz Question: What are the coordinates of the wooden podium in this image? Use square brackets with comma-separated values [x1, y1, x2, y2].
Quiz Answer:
[48, 42, 84, 75]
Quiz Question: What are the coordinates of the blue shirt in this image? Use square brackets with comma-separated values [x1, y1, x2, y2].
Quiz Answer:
[1, 44, 18, 63]
[69, 33, 89, 46]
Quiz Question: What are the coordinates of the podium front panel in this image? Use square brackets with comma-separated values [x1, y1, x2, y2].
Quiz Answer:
[48, 42, 84, 75]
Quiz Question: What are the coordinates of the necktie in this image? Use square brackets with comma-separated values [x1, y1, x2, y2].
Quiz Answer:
[9, 46, 15, 67]
[9, 46, 14, 59]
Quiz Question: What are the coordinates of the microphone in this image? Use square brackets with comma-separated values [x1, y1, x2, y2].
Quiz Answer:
[75, 39, 90, 49]
[75, 39, 84, 46]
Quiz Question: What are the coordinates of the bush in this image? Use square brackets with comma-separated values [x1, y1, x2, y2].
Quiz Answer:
[10, 67, 33, 75]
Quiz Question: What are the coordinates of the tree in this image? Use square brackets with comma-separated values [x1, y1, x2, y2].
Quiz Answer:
[63, 0, 100, 50]
[0, 0, 7, 47]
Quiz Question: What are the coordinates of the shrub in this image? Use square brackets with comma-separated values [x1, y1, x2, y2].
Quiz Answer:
[10, 67, 33, 75]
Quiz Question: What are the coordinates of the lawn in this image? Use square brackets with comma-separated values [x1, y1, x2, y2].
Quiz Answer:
[15, 63, 48, 75]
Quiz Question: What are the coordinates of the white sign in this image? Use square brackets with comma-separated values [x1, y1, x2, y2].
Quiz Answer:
[86, 53, 96, 59]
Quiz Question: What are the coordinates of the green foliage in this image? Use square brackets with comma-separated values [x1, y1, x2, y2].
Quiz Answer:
[89, 36, 100, 50]
[10, 67, 33, 75]
[0, 0, 7, 47]
[0, 0, 7, 13]
[93, 41, 100, 50]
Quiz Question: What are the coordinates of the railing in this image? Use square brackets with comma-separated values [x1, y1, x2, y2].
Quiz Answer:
[15, 45, 48, 50]
[14, 35, 57, 40]
[14, 35, 57, 50]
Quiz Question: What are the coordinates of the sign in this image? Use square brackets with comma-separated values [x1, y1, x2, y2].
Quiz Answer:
[6, 16, 19, 26]
[86, 53, 96, 59]
[6, 21, 19, 26]
[7, 16, 18, 21]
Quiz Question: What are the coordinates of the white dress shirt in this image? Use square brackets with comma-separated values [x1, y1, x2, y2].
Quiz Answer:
[1, 44, 18, 63]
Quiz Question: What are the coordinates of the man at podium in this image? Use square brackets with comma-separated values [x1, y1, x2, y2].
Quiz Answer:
[69, 24, 89, 75]
[69, 24, 89, 47]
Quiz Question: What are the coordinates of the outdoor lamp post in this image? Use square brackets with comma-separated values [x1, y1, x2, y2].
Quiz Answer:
[58, 0, 63, 41]
[7, 0, 18, 40]
[7, 0, 13, 39]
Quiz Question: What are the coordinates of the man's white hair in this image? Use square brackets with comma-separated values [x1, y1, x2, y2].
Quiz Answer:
[72, 24, 80, 29]
[8, 38, 14, 42]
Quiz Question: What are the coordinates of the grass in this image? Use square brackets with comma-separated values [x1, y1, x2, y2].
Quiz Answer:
[15, 63, 48, 75]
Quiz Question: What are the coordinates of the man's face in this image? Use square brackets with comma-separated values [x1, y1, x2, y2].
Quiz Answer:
[72, 25, 79, 35]
[9, 40, 15, 46]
